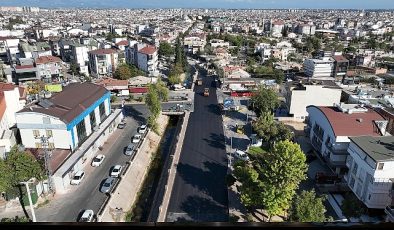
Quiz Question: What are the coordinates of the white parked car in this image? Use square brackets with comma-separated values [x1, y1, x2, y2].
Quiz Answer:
[70, 171, 85, 185]
[110, 165, 123, 177]
[138, 125, 147, 134]
[132, 134, 142, 143]
[250, 134, 263, 147]
[233, 150, 250, 161]
[79, 209, 94, 222]
[91, 154, 105, 167]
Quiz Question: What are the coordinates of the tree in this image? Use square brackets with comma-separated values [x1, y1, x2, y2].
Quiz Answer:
[249, 86, 279, 117]
[158, 41, 174, 57]
[341, 193, 366, 218]
[70, 63, 79, 76]
[145, 81, 168, 134]
[27, 81, 45, 95]
[258, 140, 307, 219]
[114, 64, 133, 80]
[282, 25, 288, 38]
[290, 189, 327, 222]
[168, 74, 181, 85]
[0, 159, 12, 193]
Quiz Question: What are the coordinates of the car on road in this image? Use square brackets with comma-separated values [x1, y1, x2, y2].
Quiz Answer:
[117, 121, 126, 129]
[124, 143, 136, 156]
[78, 209, 94, 222]
[100, 177, 115, 193]
[91, 154, 105, 167]
[233, 150, 250, 161]
[70, 171, 85, 185]
[138, 124, 147, 134]
[132, 134, 142, 143]
[110, 165, 123, 177]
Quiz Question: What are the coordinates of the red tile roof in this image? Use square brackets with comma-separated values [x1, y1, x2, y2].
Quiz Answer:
[35, 55, 62, 65]
[15, 65, 35, 69]
[89, 48, 116, 55]
[139, 45, 157, 55]
[115, 40, 128, 46]
[0, 94, 6, 121]
[311, 106, 385, 137]
[129, 87, 148, 94]
[0, 83, 17, 91]
[333, 55, 348, 62]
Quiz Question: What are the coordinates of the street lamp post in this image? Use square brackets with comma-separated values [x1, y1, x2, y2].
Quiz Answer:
[20, 178, 37, 222]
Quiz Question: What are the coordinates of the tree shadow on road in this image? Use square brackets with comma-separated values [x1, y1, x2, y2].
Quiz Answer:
[206, 104, 221, 115]
[202, 133, 225, 150]
[176, 161, 228, 208]
[179, 195, 229, 222]
[125, 105, 148, 124]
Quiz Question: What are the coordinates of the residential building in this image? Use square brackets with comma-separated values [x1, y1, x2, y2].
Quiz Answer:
[184, 34, 206, 54]
[88, 49, 119, 78]
[210, 39, 230, 48]
[70, 44, 89, 75]
[346, 136, 394, 209]
[16, 82, 123, 193]
[284, 80, 342, 121]
[304, 57, 334, 78]
[125, 42, 158, 76]
[12, 58, 37, 83]
[332, 55, 349, 79]
[297, 24, 316, 35]
[35, 55, 63, 82]
[306, 104, 386, 174]
[0, 83, 26, 158]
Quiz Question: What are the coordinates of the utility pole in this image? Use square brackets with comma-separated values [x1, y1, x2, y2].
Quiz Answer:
[41, 135, 54, 195]
[20, 178, 37, 222]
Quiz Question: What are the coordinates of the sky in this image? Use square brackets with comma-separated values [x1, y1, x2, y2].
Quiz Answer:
[1, 0, 394, 9]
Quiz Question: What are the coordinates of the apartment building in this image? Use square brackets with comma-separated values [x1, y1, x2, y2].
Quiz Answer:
[306, 104, 386, 174]
[284, 80, 342, 121]
[88, 49, 119, 78]
[332, 55, 349, 79]
[125, 42, 158, 76]
[184, 34, 206, 54]
[70, 44, 89, 75]
[304, 57, 334, 78]
[35, 55, 63, 82]
[346, 136, 394, 209]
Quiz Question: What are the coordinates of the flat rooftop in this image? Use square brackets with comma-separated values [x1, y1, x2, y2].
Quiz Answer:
[350, 136, 394, 162]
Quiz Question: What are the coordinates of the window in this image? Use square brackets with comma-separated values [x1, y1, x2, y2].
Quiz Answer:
[33, 130, 40, 138]
[377, 163, 384, 170]
[46, 130, 53, 137]
[352, 162, 358, 175]
[349, 176, 355, 189]
[90, 111, 96, 132]
[76, 120, 87, 146]
[35, 142, 42, 148]
[99, 102, 106, 121]
[48, 143, 55, 149]
[368, 194, 371, 200]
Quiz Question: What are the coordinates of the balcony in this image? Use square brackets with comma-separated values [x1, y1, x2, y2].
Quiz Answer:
[326, 142, 348, 156]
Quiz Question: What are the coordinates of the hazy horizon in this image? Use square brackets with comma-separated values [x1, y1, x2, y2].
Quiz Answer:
[1, 0, 394, 10]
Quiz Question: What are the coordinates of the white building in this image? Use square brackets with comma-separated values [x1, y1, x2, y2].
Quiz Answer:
[304, 58, 334, 78]
[35, 56, 63, 81]
[210, 39, 230, 48]
[71, 44, 89, 75]
[271, 20, 285, 34]
[0, 83, 26, 158]
[88, 49, 119, 78]
[16, 83, 123, 193]
[284, 81, 342, 121]
[125, 42, 158, 76]
[306, 104, 386, 174]
[346, 136, 394, 209]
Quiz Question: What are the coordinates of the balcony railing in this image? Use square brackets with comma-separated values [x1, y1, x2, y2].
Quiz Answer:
[326, 142, 348, 156]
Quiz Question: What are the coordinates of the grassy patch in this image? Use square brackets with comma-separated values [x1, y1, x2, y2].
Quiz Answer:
[36, 199, 50, 209]
[248, 146, 267, 155]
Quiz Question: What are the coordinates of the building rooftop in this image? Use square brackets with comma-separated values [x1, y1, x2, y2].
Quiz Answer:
[89, 48, 116, 55]
[18, 83, 108, 124]
[350, 136, 394, 162]
[332, 55, 348, 63]
[309, 105, 385, 137]
[35, 55, 62, 64]
[139, 45, 157, 55]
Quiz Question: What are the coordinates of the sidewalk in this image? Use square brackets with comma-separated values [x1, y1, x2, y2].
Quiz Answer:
[99, 114, 169, 222]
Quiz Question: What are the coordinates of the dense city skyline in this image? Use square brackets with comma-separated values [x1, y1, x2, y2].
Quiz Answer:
[1, 0, 394, 9]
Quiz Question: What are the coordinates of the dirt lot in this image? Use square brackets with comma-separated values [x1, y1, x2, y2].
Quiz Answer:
[282, 120, 306, 137]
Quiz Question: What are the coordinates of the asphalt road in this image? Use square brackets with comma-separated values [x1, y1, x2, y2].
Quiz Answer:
[35, 105, 148, 222]
[166, 67, 229, 222]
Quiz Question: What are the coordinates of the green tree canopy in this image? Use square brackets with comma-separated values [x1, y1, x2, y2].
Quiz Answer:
[249, 86, 279, 117]
[341, 193, 366, 218]
[114, 63, 133, 80]
[290, 189, 327, 222]
[158, 41, 174, 57]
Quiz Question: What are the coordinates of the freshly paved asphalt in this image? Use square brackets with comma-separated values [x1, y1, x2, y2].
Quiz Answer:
[35, 105, 148, 222]
[166, 68, 229, 222]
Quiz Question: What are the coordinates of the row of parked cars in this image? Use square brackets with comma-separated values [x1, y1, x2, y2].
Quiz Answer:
[74, 122, 148, 222]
